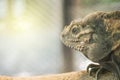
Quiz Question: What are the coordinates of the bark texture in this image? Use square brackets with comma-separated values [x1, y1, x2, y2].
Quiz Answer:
[0, 71, 117, 80]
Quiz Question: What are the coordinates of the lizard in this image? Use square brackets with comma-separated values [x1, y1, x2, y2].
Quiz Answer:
[60, 11, 120, 80]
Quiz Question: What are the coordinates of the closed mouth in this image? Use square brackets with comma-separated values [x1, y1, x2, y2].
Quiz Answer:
[62, 39, 86, 51]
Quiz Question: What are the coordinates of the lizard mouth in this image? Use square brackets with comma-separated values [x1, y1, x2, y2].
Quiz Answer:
[61, 32, 94, 52]
[62, 39, 88, 52]
[75, 41, 86, 51]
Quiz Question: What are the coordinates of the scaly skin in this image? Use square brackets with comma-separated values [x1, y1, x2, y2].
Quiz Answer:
[61, 11, 120, 80]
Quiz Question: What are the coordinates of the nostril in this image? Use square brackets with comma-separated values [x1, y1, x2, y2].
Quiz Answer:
[61, 33, 68, 41]
[60, 33, 65, 40]
[61, 31, 69, 40]
[62, 34, 65, 38]
[61, 31, 66, 38]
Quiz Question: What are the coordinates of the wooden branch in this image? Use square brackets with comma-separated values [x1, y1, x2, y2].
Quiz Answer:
[0, 71, 117, 80]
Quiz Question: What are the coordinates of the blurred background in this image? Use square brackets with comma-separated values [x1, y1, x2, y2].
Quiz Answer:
[0, 0, 120, 76]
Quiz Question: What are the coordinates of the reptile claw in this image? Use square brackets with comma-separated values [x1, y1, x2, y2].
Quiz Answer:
[87, 63, 106, 80]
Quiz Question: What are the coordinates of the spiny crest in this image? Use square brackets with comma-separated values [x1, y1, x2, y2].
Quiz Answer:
[101, 11, 120, 19]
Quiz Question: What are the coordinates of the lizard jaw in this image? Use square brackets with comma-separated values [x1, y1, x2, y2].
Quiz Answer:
[62, 39, 87, 52]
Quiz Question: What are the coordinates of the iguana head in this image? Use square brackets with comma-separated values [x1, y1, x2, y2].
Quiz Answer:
[61, 12, 113, 62]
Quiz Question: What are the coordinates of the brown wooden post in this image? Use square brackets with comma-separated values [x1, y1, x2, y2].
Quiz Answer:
[61, 0, 74, 72]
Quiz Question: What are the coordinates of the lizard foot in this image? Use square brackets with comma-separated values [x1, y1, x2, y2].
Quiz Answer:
[87, 63, 106, 80]
[100, 62, 120, 80]
[101, 54, 120, 80]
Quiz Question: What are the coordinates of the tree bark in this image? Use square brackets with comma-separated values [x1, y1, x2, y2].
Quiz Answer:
[0, 71, 117, 80]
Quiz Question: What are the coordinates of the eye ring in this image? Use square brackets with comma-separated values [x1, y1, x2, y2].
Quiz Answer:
[72, 26, 80, 34]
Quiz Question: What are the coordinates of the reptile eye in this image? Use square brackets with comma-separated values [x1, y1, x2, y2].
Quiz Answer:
[72, 26, 80, 34]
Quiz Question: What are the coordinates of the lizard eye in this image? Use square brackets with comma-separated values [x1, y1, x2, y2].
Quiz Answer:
[72, 25, 80, 34]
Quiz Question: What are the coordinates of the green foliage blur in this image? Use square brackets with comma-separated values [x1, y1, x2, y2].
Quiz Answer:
[82, 0, 120, 6]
